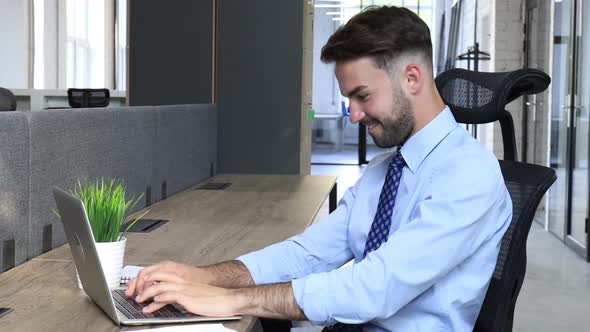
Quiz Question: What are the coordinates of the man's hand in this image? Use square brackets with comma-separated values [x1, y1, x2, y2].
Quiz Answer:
[134, 272, 240, 317]
[125, 260, 255, 298]
[125, 261, 204, 297]
[131, 271, 306, 320]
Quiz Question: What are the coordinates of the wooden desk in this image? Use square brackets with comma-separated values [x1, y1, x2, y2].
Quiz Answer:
[0, 174, 336, 331]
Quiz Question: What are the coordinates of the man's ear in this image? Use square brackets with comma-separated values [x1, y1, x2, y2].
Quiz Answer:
[401, 63, 424, 96]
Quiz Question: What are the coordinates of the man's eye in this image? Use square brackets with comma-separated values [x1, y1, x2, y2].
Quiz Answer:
[359, 95, 369, 102]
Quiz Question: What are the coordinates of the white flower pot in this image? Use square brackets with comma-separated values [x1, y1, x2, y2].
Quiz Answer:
[76, 237, 127, 289]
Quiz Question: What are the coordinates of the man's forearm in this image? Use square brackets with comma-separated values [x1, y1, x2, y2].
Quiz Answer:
[232, 282, 307, 320]
[200, 260, 255, 288]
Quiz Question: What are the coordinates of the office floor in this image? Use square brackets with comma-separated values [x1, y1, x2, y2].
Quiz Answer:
[310, 164, 590, 331]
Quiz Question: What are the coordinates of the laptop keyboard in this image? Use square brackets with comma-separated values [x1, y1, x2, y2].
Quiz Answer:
[112, 289, 192, 320]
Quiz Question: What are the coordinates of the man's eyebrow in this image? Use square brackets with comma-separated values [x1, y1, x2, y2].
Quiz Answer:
[343, 86, 367, 98]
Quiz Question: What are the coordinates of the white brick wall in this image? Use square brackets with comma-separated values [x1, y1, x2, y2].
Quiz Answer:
[527, 1, 552, 168]
[492, 0, 525, 159]
[525, 1, 553, 227]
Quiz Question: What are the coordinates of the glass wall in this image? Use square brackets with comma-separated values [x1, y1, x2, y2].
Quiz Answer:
[548, 0, 589, 259]
[524, 0, 552, 227]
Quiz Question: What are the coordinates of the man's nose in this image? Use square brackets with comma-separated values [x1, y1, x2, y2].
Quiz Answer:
[348, 102, 365, 124]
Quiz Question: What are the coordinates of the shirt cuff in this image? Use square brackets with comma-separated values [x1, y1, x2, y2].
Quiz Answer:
[236, 252, 267, 285]
[292, 273, 336, 326]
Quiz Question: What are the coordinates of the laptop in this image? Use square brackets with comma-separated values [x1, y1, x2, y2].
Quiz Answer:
[53, 187, 241, 325]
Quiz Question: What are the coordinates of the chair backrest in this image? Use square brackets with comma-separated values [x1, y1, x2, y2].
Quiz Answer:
[435, 68, 550, 160]
[435, 68, 555, 331]
[473, 160, 556, 332]
[67, 88, 110, 108]
[0, 87, 17, 111]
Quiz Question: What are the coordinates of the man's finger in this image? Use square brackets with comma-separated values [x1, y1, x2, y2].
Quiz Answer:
[142, 291, 181, 313]
[136, 282, 183, 303]
[134, 262, 170, 294]
[125, 278, 138, 297]
[131, 266, 155, 295]
[142, 301, 168, 314]
[132, 271, 184, 298]
[144, 271, 186, 285]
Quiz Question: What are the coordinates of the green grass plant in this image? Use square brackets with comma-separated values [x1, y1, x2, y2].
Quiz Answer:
[55, 178, 148, 242]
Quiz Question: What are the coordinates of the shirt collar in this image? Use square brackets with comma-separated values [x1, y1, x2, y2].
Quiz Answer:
[399, 106, 457, 173]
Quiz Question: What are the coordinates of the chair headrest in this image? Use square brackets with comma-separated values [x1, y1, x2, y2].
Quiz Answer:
[0, 87, 17, 112]
[67, 88, 110, 108]
[435, 68, 551, 124]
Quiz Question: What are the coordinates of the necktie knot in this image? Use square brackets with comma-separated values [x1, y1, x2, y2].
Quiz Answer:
[390, 152, 406, 170]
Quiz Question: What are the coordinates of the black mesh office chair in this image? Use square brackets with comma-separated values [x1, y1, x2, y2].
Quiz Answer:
[436, 68, 550, 161]
[67, 88, 110, 108]
[0, 87, 17, 111]
[435, 68, 557, 332]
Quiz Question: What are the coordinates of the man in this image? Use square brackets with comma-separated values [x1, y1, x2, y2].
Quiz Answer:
[126, 6, 512, 331]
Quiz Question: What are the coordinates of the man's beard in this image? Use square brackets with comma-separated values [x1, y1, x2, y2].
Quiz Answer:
[370, 84, 415, 148]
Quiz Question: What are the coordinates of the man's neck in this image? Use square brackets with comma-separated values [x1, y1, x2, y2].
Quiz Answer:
[409, 89, 446, 138]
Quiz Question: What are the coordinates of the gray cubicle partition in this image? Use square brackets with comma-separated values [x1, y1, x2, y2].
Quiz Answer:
[110, 106, 158, 210]
[0, 112, 29, 272]
[155, 104, 217, 198]
[28, 107, 160, 256]
[28, 109, 119, 256]
[0, 104, 216, 269]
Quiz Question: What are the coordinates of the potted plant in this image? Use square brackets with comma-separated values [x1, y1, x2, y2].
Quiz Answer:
[55, 178, 147, 289]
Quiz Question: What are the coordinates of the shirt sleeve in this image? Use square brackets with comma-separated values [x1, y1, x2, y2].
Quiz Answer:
[236, 183, 358, 285]
[291, 157, 512, 326]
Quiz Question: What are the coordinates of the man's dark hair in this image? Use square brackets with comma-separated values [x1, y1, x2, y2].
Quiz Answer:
[320, 6, 432, 70]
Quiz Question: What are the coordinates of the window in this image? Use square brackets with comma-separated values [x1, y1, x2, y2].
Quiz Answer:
[66, 0, 90, 88]
[65, 0, 117, 89]
[33, 0, 45, 89]
[115, 0, 127, 90]
[29, 0, 123, 91]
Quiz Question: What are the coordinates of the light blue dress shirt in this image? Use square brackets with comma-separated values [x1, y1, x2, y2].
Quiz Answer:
[238, 107, 512, 332]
